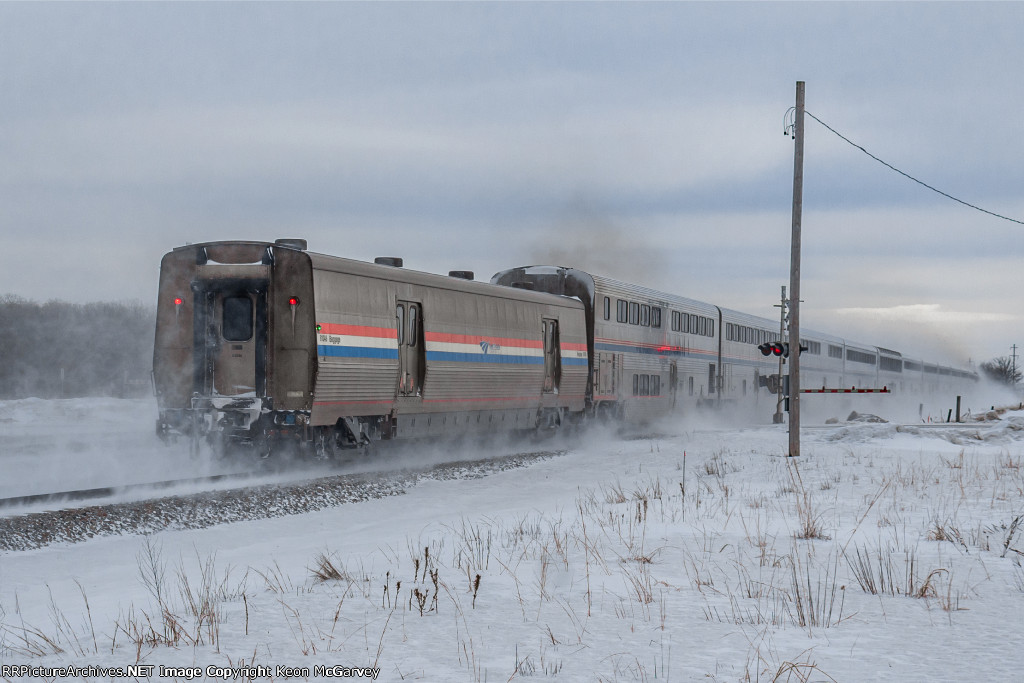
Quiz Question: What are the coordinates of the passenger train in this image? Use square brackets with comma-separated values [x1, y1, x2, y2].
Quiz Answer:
[153, 239, 978, 455]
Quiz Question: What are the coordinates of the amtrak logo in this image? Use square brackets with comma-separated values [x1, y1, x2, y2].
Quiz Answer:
[479, 340, 502, 354]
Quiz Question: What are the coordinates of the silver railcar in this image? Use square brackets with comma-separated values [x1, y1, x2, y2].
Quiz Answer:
[154, 241, 587, 454]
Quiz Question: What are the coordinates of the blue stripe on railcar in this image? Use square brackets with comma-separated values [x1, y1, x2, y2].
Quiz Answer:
[318, 345, 400, 360]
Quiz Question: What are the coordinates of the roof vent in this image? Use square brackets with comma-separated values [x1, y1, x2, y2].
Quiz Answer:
[275, 238, 307, 250]
[448, 270, 474, 280]
[510, 281, 535, 290]
[374, 257, 404, 268]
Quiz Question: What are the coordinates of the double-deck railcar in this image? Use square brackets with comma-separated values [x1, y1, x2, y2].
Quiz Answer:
[491, 265, 979, 422]
[154, 240, 588, 454]
[491, 266, 722, 421]
[719, 307, 784, 400]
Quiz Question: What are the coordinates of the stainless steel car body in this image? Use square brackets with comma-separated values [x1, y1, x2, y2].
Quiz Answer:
[154, 241, 587, 451]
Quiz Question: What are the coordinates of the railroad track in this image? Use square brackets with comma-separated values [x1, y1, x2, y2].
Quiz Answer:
[0, 449, 567, 552]
[0, 471, 265, 510]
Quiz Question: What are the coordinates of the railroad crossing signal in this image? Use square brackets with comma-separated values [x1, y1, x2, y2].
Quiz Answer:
[757, 342, 808, 358]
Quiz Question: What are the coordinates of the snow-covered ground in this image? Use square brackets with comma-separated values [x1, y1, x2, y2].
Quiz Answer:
[2, 397, 1024, 681]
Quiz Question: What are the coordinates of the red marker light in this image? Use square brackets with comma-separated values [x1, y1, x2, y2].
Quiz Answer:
[173, 297, 183, 306]
[288, 297, 299, 306]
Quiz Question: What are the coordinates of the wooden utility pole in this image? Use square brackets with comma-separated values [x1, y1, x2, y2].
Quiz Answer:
[1011, 344, 1019, 387]
[788, 81, 805, 458]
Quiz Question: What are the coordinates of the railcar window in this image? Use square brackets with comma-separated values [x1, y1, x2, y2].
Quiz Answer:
[604, 297, 611, 320]
[846, 349, 876, 365]
[408, 305, 418, 347]
[726, 323, 734, 341]
[671, 311, 680, 332]
[640, 304, 650, 326]
[396, 304, 405, 345]
[617, 299, 627, 323]
[651, 307, 661, 328]
[828, 344, 843, 359]
[633, 374, 639, 395]
[709, 320, 714, 337]
[652, 375, 660, 396]
[222, 296, 253, 341]
[629, 302, 639, 325]
[641, 374, 649, 396]
[880, 356, 902, 373]
[699, 317, 707, 336]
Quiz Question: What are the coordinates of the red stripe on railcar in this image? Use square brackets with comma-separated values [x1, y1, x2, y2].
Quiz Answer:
[425, 331, 543, 348]
[317, 323, 396, 338]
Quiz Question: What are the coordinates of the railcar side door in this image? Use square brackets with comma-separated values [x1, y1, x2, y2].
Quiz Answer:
[542, 319, 561, 393]
[595, 352, 616, 398]
[396, 301, 424, 397]
[669, 361, 678, 409]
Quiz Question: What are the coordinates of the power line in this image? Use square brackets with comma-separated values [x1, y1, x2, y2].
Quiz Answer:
[803, 110, 1024, 226]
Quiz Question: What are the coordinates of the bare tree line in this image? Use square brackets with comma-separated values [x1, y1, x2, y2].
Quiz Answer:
[0, 295, 155, 399]
[981, 356, 1021, 388]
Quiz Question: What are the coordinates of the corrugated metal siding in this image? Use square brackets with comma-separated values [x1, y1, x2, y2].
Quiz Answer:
[308, 255, 587, 429]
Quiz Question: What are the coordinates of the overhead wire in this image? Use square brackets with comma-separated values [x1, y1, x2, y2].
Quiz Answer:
[803, 110, 1024, 226]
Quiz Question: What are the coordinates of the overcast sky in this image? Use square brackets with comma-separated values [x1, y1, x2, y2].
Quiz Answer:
[1, 2, 1021, 366]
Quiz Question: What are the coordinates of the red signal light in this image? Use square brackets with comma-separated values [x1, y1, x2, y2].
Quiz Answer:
[173, 297, 183, 306]
[288, 297, 299, 306]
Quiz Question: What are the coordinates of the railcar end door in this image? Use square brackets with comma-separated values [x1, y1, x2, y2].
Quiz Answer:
[211, 292, 259, 396]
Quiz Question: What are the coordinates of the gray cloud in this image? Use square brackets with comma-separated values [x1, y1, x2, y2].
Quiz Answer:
[0, 2, 1021, 364]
